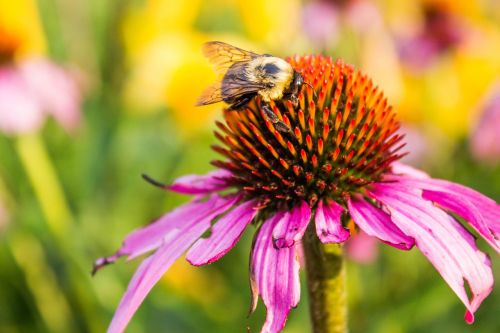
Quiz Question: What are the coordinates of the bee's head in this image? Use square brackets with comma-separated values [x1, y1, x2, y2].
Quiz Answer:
[291, 71, 304, 94]
[289, 71, 315, 106]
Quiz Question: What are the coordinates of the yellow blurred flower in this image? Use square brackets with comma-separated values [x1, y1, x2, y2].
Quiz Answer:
[162, 259, 228, 309]
[122, 0, 280, 135]
[0, 0, 45, 58]
[122, 0, 202, 59]
[122, 30, 219, 130]
[402, 37, 500, 137]
[236, 0, 301, 48]
[122, 1, 219, 135]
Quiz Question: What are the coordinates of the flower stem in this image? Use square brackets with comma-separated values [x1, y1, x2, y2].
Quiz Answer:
[303, 225, 348, 333]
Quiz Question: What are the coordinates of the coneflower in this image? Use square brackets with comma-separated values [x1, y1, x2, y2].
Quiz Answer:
[94, 55, 499, 333]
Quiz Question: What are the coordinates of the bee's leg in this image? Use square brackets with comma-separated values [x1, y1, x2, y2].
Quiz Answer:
[283, 93, 299, 107]
[228, 93, 256, 111]
[262, 103, 291, 133]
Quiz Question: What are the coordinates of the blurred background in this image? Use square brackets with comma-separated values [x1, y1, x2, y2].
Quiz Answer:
[0, 0, 499, 332]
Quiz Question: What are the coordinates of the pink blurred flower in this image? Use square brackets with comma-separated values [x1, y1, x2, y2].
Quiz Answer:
[0, 198, 8, 232]
[399, 124, 428, 165]
[302, 0, 382, 49]
[0, 27, 80, 135]
[344, 0, 383, 33]
[94, 56, 498, 333]
[470, 85, 500, 163]
[345, 230, 378, 264]
[302, 1, 340, 48]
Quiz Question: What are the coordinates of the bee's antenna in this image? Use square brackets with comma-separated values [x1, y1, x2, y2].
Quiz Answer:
[142, 174, 169, 189]
[304, 81, 317, 99]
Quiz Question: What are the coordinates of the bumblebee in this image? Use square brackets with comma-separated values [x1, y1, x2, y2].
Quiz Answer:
[196, 41, 307, 132]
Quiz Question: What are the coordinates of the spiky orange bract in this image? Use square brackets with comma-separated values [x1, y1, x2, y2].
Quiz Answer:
[212, 55, 405, 211]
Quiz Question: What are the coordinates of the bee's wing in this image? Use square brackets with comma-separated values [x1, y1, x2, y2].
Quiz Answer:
[196, 80, 266, 106]
[202, 41, 260, 76]
[196, 82, 225, 106]
[198, 43, 265, 106]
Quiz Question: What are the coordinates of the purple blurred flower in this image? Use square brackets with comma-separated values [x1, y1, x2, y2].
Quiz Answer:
[470, 85, 500, 163]
[95, 56, 498, 332]
[0, 27, 80, 135]
[398, 2, 465, 70]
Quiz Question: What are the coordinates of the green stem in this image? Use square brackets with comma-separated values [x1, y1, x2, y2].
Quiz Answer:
[303, 225, 348, 333]
[15, 133, 72, 237]
[10, 232, 74, 332]
[14, 133, 104, 332]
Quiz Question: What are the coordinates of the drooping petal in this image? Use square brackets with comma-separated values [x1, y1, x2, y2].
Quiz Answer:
[370, 182, 494, 323]
[186, 200, 257, 266]
[388, 173, 500, 253]
[347, 197, 414, 250]
[272, 200, 311, 248]
[19, 59, 81, 132]
[422, 190, 500, 253]
[251, 214, 300, 333]
[168, 169, 232, 194]
[314, 199, 350, 243]
[0, 67, 43, 134]
[107, 219, 209, 333]
[93, 195, 238, 271]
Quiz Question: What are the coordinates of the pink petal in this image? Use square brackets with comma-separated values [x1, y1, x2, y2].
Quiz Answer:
[314, 199, 350, 243]
[423, 190, 500, 253]
[93, 195, 237, 270]
[186, 200, 257, 266]
[272, 200, 311, 248]
[251, 214, 301, 333]
[18, 59, 81, 132]
[0, 67, 44, 134]
[389, 174, 500, 253]
[347, 197, 414, 250]
[107, 219, 209, 333]
[370, 183, 494, 322]
[168, 169, 232, 194]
